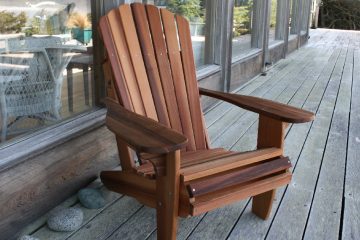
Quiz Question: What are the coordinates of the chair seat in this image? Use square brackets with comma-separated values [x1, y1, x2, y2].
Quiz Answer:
[136, 147, 291, 217]
[137, 147, 284, 181]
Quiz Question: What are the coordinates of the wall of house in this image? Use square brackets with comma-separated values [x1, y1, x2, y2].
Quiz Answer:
[0, 126, 118, 240]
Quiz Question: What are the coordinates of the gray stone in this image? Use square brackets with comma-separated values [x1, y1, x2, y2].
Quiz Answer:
[47, 207, 83, 232]
[18, 235, 39, 240]
[78, 188, 106, 209]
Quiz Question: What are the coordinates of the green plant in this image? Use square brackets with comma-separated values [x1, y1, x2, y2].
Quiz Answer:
[166, 0, 204, 22]
[0, 11, 27, 34]
[67, 13, 91, 29]
[233, 1, 252, 37]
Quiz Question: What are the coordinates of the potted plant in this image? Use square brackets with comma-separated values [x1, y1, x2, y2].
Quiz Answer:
[68, 13, 92, 44]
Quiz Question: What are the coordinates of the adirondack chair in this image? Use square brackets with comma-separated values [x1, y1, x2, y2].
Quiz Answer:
[99, 3, 314, 239]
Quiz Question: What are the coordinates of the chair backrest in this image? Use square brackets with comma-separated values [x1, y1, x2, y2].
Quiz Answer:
[100, 3, 209, 151]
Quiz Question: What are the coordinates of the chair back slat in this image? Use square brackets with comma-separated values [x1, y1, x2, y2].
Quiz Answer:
[118, 5, 158, 121]
[106, 9, 148, 117]
[131, 3, 170, 126]
[176, 15, 207, 150]
[100, 3, 209, 151]
[160, 8, 196, 151]
[145, 4, 184, 134]
[99, 16, 132, 109]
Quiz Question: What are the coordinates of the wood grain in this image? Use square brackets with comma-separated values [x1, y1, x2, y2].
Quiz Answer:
[200, 87, 315, 123]
[105, 99, 187, 154]
[176, 14, 207, 150]
[118, 4, 158, 120]
[145, 4, 183, 134]
[160, 8, 196, 151]
[187, 157, 291, 197]
[131, 3, 170, 126]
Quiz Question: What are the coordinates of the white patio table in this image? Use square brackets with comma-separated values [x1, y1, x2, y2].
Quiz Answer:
[0, 36, 85, 142]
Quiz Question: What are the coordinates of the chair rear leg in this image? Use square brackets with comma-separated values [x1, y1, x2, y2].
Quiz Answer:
[252, 189, 276, 220]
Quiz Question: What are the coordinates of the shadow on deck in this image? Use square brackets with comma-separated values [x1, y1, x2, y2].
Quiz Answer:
[22, 29, 360, 240]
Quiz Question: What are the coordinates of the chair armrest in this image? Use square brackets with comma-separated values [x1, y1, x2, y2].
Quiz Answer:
[199, 88, 314, 123]
[105, 99, 188, 154]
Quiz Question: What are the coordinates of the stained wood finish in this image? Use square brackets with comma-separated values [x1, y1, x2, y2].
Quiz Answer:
[118, 4, 158, 121]
[180, 148, 283, 182]
[160, 8, 197, 151]
[98, 3, 309, 240]
[156, 150, 181, 239]
[191, 172, 292, 216]
[187, 157, 291, 198]
[252, 114, 287, 219]
[176, 15, 207, 150]
[131, 3, 170, 126]
[145, 4, 183, 134]
[136, 148, 282, 180]
[199, 88, 315, 123]
[105, 98, 188, 154]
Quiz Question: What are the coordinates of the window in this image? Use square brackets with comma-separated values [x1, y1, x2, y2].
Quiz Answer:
[301, 0, 310, 34]
[289, 0, 298, 36]
[0, 1, 97, 144]
[151, 0, 208, 69]
[232, 0, 254, 57]
[269, 0, 278, 43]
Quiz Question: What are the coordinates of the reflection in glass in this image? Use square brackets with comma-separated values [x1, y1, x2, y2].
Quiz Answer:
[289, 0, 298, 36]
[0, 1, 94, 143]
[232, 0, 253, 57]
[153, 0, 207, 68]
[269, 0, 278, 44]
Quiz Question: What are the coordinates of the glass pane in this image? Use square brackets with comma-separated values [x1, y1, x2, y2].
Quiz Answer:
[152, 0, 207, 68]
[301, 0, 308, 33]
[0, 1, 96, 144]
[269, 0, 278, 44]
[232, 0, 254, 58]
[289, 0, 297, 36]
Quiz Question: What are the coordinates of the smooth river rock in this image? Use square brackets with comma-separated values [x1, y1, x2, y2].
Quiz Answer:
[78, 188, 106, 209]
[47, 207, 83, 232]
[18, 235, 39, 240]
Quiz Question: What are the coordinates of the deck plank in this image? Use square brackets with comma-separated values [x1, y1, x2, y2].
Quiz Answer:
[303, 48, 353, 240]
[68, 196, 142, 240]
[32, 187, 121, 240]
[342, 49, 360, 240]
[227, 47, 342, 240]
[265, 47, 349, 240]
[207, 49, 312, 142]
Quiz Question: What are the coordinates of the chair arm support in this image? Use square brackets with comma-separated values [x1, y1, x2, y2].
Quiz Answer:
[199, 88, 315, 123]
[105, 99, 188, 154]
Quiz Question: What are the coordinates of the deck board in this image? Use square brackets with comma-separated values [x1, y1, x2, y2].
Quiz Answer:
[265, 47, 349, 240]
[343, 48, 360, 240]
[26, 29, 360, 240]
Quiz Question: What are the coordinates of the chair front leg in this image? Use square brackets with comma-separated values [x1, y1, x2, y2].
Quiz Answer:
[252, 115, 287, 220]
[156, 150, 181, 240]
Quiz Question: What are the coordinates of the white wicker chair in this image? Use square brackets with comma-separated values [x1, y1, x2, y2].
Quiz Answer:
[0, 36, 84, 142]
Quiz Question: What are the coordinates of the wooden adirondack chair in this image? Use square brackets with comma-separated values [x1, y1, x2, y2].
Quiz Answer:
[99, 3, 314, 239]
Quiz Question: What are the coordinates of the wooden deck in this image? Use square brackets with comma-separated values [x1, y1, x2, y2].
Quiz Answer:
[23, 29, 360, 240]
